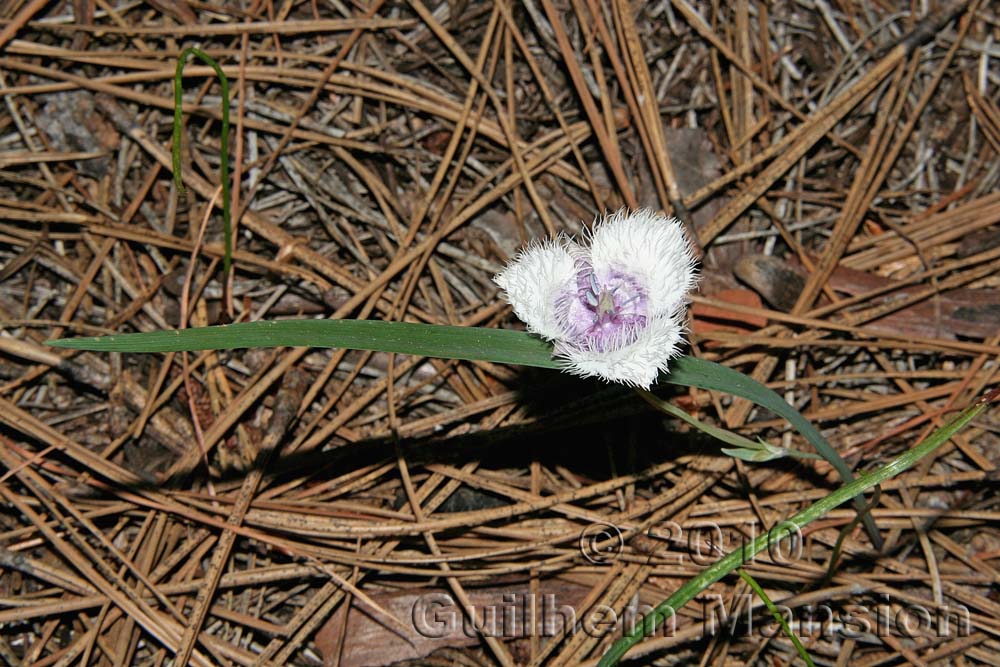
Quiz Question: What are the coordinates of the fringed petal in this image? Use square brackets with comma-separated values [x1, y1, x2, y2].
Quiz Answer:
[494, 238, 579, 341]
[554, 314, 687, 388]
[588, 209, 698, 317]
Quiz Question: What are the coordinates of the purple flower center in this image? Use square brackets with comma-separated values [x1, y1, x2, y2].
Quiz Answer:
[555, 265, 648, 351]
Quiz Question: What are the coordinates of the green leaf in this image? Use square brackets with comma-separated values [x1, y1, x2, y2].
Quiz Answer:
[47, 319, 875, 545]
[47, 320, 559, 367]
[737, 568, 816, 667]
[664, 355, 882, 549]
[720, 446, 780, 463]
[721, 440, 821, 463]
[596, 388, 994, 667]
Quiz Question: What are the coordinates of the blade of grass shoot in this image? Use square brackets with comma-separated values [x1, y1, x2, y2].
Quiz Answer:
[737, 568, 816, 667]
[173, 47, 232, 275]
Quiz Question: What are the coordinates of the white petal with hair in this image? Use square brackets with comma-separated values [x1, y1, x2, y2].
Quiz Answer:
[493, 238, 579, 341]
[555, 312, 689, 388]
[495, 209, 698, 388]
[588, 208, 698, 317]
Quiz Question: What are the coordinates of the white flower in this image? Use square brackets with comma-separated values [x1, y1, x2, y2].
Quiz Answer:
[494, 208, 698, 388]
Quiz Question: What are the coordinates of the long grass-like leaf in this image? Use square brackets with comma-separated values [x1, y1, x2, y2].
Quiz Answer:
[596, 387, 996, 667]
[665, 356, 882, 548]
[48, 320, 557, 366]
[47, 320, 877, 543]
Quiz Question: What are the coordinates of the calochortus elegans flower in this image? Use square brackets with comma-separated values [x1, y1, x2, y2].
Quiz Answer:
[495, 208, 698, 389]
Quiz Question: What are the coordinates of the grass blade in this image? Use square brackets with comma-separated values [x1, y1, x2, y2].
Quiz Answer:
[596, 386, 996, 667]
[737, 568, 816, 667]
[664, 355, 882, 549]
[173, 47, 232, 275]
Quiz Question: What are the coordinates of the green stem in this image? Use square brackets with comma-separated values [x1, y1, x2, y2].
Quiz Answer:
[173, 47, 232, 276]
[637, 388, 820, 460]
[596, 387, 995, 667]
[737, 569, 816, 667]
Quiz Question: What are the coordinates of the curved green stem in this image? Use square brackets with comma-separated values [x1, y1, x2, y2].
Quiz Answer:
[173, 47, 232, 276]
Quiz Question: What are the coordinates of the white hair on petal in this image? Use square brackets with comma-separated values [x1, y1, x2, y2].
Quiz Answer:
[495, 208, 698, 388]
[554, 313, 688, 388]
[494, 236, 579, 341]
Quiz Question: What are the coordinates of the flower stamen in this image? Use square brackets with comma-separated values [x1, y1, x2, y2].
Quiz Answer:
[595, 288, 617, 321]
